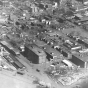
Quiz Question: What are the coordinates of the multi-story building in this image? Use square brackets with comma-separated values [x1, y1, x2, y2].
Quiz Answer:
[69, 54, 88, 68]
[42, 45, 63, 61]
[21, 44, 46, 64]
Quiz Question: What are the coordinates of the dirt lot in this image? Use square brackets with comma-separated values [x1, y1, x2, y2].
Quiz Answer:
[0, 70, 36, 88]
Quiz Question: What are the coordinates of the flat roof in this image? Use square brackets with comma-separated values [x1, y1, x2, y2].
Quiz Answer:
[73, 54, 88, 62]
[26, 44, 46, 56]
[34, 39, 47, 47]
[42, 45, 63, 59]
[80, 16, 88, 22]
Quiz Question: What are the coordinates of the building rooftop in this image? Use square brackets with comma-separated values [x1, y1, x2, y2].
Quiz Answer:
[34, 39, 47, 47]
[28, 44, 46, 57]
[73, 53, 88, 62]
[42, 45, 63, 59]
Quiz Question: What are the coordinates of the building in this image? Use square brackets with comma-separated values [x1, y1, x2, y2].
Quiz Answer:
[31, 4, 39, 14]
[63, 39, 82, 51]
[78, 16, 88, 22]
[68, 34, 88, 48]
[69, 54, 88, 68]
[0, 41, 20, 56]
[42, 45, 63, 61]
[76, 38, 88, 48]
[34, 39, 47, 47]
[21, 44, 46, 64]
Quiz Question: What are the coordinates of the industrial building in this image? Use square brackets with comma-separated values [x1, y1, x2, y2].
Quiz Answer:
[69, 54, 88, 68]
[21, 44, 46, 64]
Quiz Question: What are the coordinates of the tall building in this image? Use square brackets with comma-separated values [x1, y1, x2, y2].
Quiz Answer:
[21, 45, 46, 64]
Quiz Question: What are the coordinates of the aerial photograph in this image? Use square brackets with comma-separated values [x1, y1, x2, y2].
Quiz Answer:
[1, 0, 88, 88]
